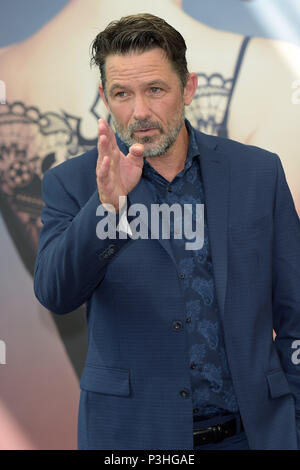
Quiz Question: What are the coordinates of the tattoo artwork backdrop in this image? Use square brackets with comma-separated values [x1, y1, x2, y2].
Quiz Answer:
[0, 0, 299, 449]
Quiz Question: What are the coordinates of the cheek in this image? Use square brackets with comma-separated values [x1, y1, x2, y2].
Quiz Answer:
[114, 105, 133, 126]
[156, 100, 182, 124]
[153, 100, 174, 120]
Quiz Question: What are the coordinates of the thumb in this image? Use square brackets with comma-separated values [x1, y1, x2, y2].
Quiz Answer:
[128, 144, 145, 159]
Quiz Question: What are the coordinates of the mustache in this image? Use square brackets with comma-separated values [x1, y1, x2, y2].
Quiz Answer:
[129, 120, 163, 133]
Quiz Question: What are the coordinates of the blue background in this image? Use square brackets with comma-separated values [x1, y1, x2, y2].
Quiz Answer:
[0, 0, 299, 46]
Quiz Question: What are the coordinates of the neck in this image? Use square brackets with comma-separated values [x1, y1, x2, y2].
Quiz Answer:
[145, 123, 189, 182]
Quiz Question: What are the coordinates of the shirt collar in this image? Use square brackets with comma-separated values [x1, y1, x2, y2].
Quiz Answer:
[184, 118, 201, 166]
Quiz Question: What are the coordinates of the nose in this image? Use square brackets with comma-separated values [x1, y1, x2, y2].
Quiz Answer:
[133, 94, 151, 121]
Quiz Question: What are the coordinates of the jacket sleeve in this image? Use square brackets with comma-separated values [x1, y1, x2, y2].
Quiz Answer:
[33, 167, 133, 314]
[271, 153, 300, 445]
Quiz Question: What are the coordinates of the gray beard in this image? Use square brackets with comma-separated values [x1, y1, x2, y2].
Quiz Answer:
[111, 109, 185, 158]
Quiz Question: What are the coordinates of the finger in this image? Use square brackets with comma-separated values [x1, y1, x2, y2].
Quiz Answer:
[97, 120, 109, 159]
[97, 133, 109, 170]
[128, 144, 145, 159]
[98, 118, 110, 140]
[97, 120, 119, 171]
[98, 119, 117, 155]
[97, 155, 111, 181]
[99, 134, 109, 157]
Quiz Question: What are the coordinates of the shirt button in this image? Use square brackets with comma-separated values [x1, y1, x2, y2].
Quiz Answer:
[167, 186, 172, 192]
[186, 317, 191, 323]
[193, 408, 199, 414]
[190, 362, 197, 370]
[180, 389, 190, 399]
[172, 320, 183, 331]
[179, 273, 185, 279]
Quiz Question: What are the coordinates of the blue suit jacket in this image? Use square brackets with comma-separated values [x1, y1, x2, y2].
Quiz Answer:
[34, 126, 300, 449]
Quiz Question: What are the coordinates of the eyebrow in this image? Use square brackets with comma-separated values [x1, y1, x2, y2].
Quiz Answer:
[109, 80, 171, 95]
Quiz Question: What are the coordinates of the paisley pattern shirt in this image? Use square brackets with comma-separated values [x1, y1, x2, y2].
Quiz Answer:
[141, 119, 239, 421]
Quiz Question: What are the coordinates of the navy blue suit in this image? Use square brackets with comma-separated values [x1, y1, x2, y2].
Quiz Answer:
[34, 124, 300, 449]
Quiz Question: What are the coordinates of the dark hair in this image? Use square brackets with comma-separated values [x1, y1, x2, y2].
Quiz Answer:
[90, 13, 189, 95]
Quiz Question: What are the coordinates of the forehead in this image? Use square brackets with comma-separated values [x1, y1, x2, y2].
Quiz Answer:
[105, 48, 178, 86]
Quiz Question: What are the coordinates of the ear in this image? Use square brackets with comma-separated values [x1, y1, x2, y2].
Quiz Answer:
[99, 84, 110, 111]
[183, 73, 198, 106]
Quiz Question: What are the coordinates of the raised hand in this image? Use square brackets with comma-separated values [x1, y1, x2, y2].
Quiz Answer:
[96, 119, 145, 212]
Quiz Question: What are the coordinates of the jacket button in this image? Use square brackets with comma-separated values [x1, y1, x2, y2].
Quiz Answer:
[107, 244, 117, 254]
[180, 389, 190, 398]
[99, 244, 118, 260]
[172, 320, 183, 331]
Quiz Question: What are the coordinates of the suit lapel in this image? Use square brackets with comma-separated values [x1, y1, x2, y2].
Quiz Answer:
[127, 176, 178, 266]
[196, 137, 230, 318]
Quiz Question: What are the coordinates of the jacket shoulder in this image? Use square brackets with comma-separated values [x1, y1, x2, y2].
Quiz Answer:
[193, 127, 278, 167]
[41, 147, 98, 206]
[44, 146, 98, 181]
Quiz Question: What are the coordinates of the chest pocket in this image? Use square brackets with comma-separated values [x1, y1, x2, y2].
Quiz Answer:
[266, 368, 292, 399]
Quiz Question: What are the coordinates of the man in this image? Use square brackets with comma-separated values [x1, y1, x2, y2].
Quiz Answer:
[33, 14, 300, 450]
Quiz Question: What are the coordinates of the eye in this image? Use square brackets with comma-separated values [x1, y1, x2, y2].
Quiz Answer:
[115, 91, 128, 98]
[150, 87, 162, 94]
